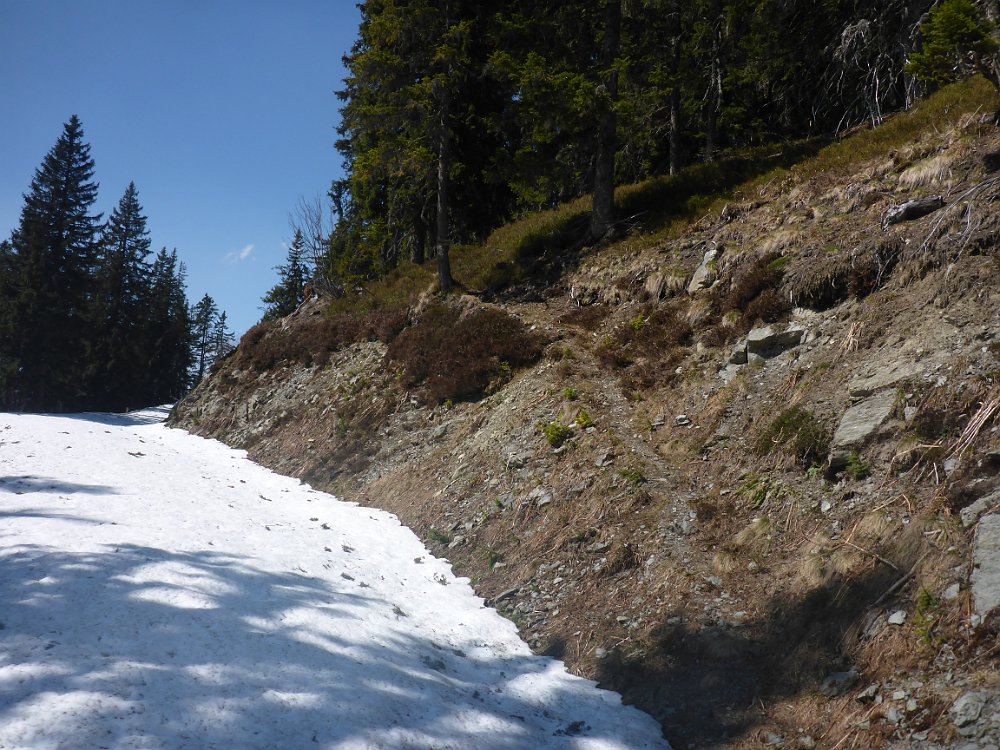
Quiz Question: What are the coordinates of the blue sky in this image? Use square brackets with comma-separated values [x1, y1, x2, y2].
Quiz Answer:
[0, 0, 361, 336]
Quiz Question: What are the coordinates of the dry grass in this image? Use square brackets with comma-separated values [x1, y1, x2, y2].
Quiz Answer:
[898, 153, 955, 190]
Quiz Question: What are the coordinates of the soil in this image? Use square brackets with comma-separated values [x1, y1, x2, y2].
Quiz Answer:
[173, 113, 1000, 749]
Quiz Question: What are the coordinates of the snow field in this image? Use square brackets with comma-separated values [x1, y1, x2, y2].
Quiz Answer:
[0, 410, 668, 749]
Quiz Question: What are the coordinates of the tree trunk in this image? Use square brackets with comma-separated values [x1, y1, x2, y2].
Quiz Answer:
[668, 1, 682, 176]
[436, 93, 454, 293]
[704, 13, 722, 163]
[590, 0, 621, 241]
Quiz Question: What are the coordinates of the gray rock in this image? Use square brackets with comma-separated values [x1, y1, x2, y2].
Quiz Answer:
[688, 245, 723, 294]
[972, 514, 1000, 617]
[962, 489, 1000, 528]
[746, 325, 805, 358]
[730, 341, 748, 365]
[888, 610, 907, 625]
[527, 487, 554, 508]
[819, 668, 861, 697]
[828, 390, 896, 469]
[944, 582, 962, 600]
[762, 731, 785, 747]
[951, 691, 986, 727]
[675, 415, 692, 426]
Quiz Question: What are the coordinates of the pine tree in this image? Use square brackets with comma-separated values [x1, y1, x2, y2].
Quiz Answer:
[190, 294, 219, 384]
[908, 0, 1000, 91]
[261, 230, 308, 321]
[209, 311, 235, 366]
[95, 181, 154, 410]
[2, 115, 103, 411]
[145, 249, 193, 403]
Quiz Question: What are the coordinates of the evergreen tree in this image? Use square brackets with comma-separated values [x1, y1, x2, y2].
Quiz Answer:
[908, 0, 1000, 91]
[261, 230, 308, 321]
[2, 115, 103, 411]
[95, 181, 153, 410]
[191, 294, 219, 384]
[145, 249, 193, 403]
[209, 311, 235, 366]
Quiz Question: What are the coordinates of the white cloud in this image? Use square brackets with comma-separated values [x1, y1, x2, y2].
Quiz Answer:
[225, 244, 254, 264]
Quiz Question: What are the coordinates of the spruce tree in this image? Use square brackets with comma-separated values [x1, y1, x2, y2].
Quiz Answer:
[96, 181, 153, 410]
[190, 294, 219, 384]
[3, 115, 103, 411]
[146, 250, 193, 403]
[261, 230, 308, 321]
[908, 0, 1000, 91]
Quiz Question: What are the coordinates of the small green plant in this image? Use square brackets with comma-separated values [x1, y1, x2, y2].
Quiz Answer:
[618, 465, 647, 485]
[913, 588, 940, 646]
[485, 548, 503, 567]
[738, 473, 786, 508]
[442, 399, 454, 409]
[629, 314, 647, 332]
[806, 464, 824, 481]
[845, 451, 870, 480]
[575, 410, 594, 429]
[753, 406, 831, 467]
[539, 420, 573, 448]
[563, 387, 579, 401]
[427, 527, 451, 544]
[766, 255, 791, 273]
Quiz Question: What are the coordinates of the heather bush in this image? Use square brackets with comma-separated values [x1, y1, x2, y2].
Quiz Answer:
[231, 308, 408, 371]
[387, 302, 544, 403]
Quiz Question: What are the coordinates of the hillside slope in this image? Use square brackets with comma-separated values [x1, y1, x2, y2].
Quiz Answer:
[173, 85, 1000, 750]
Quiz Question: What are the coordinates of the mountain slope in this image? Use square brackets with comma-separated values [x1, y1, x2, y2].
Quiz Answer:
[174, 81, 1000, 749]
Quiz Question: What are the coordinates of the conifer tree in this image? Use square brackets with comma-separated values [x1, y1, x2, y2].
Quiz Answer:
[191, 294, 219, 384]
[210, 311, 235, 366]
[261, 230, 308, 321]
[2, 115, 103, 411]
[96, 181, 153, 410]
[908, 0, 1000, 92]
[145, 249, 193, 403]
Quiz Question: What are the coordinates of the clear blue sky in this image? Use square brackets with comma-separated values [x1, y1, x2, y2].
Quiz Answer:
[0, 0, 360, 337]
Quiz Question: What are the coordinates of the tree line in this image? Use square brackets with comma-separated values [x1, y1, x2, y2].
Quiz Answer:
[0, 116, 232, 413]
[323, 0, 1000, 294]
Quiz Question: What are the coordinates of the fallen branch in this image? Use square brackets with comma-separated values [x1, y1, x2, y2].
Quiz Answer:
[882, 196, 944, 229]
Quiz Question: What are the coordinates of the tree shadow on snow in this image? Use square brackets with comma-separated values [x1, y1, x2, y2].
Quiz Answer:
[0, 543, 658, 749]
[0, 475, 119, 495]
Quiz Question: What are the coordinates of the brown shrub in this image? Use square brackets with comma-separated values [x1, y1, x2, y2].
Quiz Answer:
[387, 302, 544, 403]
[597, 303, 692, 389]
[720, 252, 791, 330]
[558, 304, 612, 331]
[231, 308, 408, 371]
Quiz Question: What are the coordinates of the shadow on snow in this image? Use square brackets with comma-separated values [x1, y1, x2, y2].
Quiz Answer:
[0, 543, 649, 749]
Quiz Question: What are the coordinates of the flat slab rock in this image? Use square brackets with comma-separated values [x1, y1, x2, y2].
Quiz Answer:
[829, 390, 896, 468]
[745, 325, 804, 359]
[973, 514, 1000, 618]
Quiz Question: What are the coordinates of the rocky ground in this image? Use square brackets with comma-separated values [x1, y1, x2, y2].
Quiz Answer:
[173, 104, 1000, 749]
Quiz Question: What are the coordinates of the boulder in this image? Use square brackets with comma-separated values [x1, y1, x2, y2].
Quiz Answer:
[972, 514, 1000, 618]
[828, 390, 896, 470]
[746, 325, 804, 359]
[688, 245, 723, 294]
